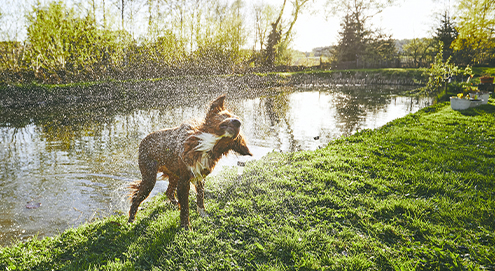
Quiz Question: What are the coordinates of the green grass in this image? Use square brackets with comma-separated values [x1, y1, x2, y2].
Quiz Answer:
[1, 98, 495, 270]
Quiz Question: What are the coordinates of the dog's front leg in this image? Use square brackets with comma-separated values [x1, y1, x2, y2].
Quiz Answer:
[177, 176, 191, 230]
[194, 179, 208, 217]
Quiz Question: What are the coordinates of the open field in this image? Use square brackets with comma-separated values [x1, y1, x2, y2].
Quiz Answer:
[1, 94, 494, 270]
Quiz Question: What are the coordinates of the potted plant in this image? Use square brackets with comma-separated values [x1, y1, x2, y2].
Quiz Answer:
[480, 74, 494, 84]
[450, 93, 472, 110]
[450, 79, 486, 110]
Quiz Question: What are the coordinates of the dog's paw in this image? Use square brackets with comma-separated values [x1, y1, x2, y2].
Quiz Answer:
[179, 224, 191, 231]
[197, 207, 209, 218]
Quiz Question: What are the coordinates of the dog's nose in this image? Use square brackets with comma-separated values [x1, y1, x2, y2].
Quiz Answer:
[231, 118, 241, 128]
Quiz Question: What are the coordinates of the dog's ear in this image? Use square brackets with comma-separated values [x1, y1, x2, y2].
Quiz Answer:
[208, 95, 226, 115]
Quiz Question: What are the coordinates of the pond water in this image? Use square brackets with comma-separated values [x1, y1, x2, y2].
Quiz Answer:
[0, 85, 432, 246]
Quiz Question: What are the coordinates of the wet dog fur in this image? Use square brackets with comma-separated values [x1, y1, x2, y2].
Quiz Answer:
[128, 95, 252, 229]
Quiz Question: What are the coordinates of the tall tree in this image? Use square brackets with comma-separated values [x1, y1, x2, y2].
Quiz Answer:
[263, 0, 311, 66]
[330, 0, 396, 67]
[264, 22, 282, 66]
[253, 3, 276, 51]
[434, 11, 458, 62]
[103, 0, 106, 28]
[148, 0, 153, 37]
[334, 12, 367, 62]
[283, 0, 310, 43]
[263, 0, 286, 66]
[122, 0, 125, 30]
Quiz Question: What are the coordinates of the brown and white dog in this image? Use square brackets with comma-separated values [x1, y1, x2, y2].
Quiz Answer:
[128, 95, 252, 229]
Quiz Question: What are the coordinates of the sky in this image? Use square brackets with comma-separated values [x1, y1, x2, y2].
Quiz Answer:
[290, 0, 450, 51]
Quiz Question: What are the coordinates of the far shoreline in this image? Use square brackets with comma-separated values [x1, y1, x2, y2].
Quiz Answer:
[1, 69, 427, 109]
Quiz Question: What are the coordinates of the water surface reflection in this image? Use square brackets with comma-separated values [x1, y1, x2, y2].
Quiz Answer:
[0, 86, 431, 245]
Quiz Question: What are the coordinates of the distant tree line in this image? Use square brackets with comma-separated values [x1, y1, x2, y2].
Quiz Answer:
[0, 0, 310, 84]
[328, 0, 494, 69]
[0, 0, 493, 84]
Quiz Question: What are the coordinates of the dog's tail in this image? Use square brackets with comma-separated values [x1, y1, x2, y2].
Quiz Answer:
[128, 180, 142, 201]
[128, 176, 158, 222]
[127, 179, 142, 223]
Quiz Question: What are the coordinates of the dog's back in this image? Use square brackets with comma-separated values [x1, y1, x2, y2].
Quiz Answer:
[138, 123, 194, 175]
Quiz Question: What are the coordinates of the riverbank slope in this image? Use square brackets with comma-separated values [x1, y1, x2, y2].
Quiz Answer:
[1, 96, 494, 270]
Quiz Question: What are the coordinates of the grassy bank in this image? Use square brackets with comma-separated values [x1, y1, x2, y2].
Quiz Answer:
[1, 96, 494, 270]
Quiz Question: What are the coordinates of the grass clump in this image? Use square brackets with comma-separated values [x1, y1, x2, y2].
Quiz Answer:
[1, 100, 495, 270]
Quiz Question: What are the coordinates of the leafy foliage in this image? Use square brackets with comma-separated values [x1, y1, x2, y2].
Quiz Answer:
[453, 0, 495, 65]
[402, 38, 436, 68]
[422, 43, 473, 93]
[25, 1, 127, 82]
[0, 0, 313, 84]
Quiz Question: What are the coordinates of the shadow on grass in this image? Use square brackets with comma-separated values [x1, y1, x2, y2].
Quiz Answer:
[458, 103, 495, 116]
[36, 202, 179, 270]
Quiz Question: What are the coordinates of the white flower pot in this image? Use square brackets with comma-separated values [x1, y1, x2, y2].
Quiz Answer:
[469, 100, 482, 108]
[450, 97, 471, 110]
[480, 93, 490, 104]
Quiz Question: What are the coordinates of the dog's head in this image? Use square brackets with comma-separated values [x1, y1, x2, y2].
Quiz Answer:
[204, 95, 252, 156]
